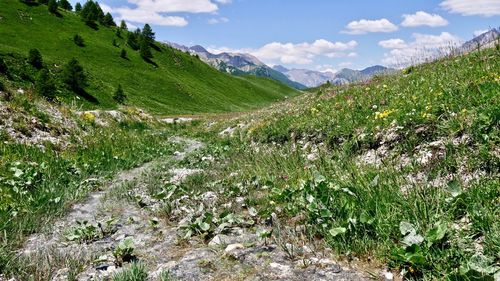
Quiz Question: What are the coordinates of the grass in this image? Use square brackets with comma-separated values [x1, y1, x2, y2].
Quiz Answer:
[173, 46, 500, 279]
[112, 262, 148, 281]
[0, 0, 299, 115]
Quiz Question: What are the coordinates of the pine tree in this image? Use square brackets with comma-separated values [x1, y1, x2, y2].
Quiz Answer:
[35, 69, 56, 100]
[81, 0, 98, 26]
[115, 28, 122, 38]
[75, 2, 82, 12]
[62, 58, 87, 91]
[0, 57, 7, 74]
[48, 0, 58, 14]
[113, 84, 126, 104]
[102, 12, 116, 27]
[95, 2, 105, 24]
[126, 29, 140, 50]
[139, 38, 153, 59]
[120, 20, 127, 30]
[141, 24, 155, 44]
[58, 0, 72, 10]
[120, 49, 127, 59]
[28, 49, 43, 69]
[74, 34, 85, 46]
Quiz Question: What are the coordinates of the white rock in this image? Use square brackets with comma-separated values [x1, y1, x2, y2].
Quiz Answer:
[224, 243, 244, 253]
[208, 235, 223, 247]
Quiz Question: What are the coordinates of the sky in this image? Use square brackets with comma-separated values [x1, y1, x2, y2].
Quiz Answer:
[70, 0, 500, 71]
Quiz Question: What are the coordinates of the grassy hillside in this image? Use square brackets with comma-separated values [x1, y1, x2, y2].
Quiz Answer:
[180, 47, 499, 279]
[0, 0, 299, 115]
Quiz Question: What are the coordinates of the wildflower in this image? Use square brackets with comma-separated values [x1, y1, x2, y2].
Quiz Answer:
[82, 112, 96, 123]
[375, 109, 396, 120]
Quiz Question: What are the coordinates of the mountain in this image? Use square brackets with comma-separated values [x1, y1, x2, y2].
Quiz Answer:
[459, 28, 499, 53]
[272, 65, 395, 88]
[166, 43, 307, 90]
[0, 1, 299, 115]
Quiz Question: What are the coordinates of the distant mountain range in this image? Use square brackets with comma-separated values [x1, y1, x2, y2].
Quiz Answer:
[459, 28, 499, 54]
[273, 65, 396, 88]
[166, 42, 396, 89]
[165, 42, 307, 90]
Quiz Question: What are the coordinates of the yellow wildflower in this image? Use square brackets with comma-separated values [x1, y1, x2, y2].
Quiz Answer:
[375, 109, 396, 120]
[82, 112, 96, 123]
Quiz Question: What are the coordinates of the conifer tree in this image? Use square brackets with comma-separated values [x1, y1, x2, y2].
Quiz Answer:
[28, 49, 43, 69]
[74, 34, 85, 46]
[120, 20, 127, 30]
[120, 49, 127, 59]
[139, 38, 152, 59]
[141, 24, 155, 43]
[35, 69, 56, 100]
[62, 58, 87, 92]
[48, 0, 58, 14]
[58, 0, 72, 10]
[75, 2, 82, 12]
[113, 84, 126, 104]
[102, 12, 116, 27]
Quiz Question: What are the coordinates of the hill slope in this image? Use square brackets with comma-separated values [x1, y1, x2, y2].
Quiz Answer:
[0, 1, 299, 115]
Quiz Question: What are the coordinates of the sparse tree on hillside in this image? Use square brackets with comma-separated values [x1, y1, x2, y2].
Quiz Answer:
[126, 29, 140, 50]
[81, 0, 98, 26]
[141, 24, 155, 44]
[48, 0, 58, 14]
[102, 12, 116, 27]
[35, 69, 56, 100]
[139, 38, 152, 59]
[62, 58, 87, 91]
[28, 49, 43, 69]
[95, 2, 105, 24]
[113, 84, 126, 104]
[120, 49, 127, 59]
[115, 28, 122, 38]
[74, 34, 85, 46]
[120, 20, 127, 30]
[75, 2, 82, 12]
[0, 57, 8, 74]
[58, 0, 72, 10]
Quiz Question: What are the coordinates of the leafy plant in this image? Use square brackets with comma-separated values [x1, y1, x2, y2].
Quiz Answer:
[113, 237, 135, 266]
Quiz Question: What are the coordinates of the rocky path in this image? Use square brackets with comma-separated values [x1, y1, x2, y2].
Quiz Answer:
[18, 137, 372, 281]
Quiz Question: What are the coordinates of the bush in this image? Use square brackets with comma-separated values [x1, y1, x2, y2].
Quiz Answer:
[73, 34, 85, 47]
[120, 49, 127, 59]
[0, 58, 8, 74]
[47, 0, 57, 13]
[35, 69, 56, 100]
[28, 49, 43, 69]
[113, 84, 126, 104]
[62, 58, 87, 91]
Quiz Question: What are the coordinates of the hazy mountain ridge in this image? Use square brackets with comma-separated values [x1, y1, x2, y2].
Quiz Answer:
[165, 42, 307, 90]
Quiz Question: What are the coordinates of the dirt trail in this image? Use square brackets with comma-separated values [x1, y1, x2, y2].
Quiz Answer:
[19, 137, 371, 281]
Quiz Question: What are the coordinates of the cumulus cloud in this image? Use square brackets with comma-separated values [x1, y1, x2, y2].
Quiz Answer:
[440, 0, 500, 17]
[342, 18, 398, 35]
[104, 0, 229, 27]
[379, 38, 408, 49]
[382, 32, 463, 67]
[208, 39, 358, 65]
[401, 11, 448, 27]
[208, 17, 230, 24]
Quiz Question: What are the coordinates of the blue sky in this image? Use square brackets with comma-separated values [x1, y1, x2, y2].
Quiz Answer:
[71, 0, 499, 71]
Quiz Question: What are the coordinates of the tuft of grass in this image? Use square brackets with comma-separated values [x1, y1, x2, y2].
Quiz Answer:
[112, 262, 148, 281]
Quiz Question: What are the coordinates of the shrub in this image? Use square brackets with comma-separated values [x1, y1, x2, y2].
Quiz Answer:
[62, 58, 87, 91]
[120, 49, 127, 59]
[35, 69, 56, 100]
[0, 57, 8, 74]
[113, 84, 126, 104]
[28, 48, 43, 69]
[47, 0, 57, 13]
[73, 34, 85, 47]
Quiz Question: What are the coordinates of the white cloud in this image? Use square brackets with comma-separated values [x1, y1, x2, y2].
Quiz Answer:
[315, 65, 337, 74]
[382, 32, 463, 67]
[401, 11, 448, 27]
[342, 18, 398, 35]
[440, 0, 500, 17]
[338, 62, 353, 68]
[208, 17, 230, 24]
[104, 0, 230, 27]
[473, 29, 489, 37]
[378, 38, 408, 49]
[208, 39, 358, 65]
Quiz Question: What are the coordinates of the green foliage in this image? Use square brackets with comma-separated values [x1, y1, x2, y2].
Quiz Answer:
[34, 68, 56, 100]
[28, 48, 43, 69]
[139, 38, 152, 60]
[73, 34, 85, 46]
[120, 20, 127, 30]
[113, 237, 135, 266]
[120, 49, 127, 59]
[141, 24, 154, 43]
[74, 2, 81, 12]
[0, 80, 4, 91]
[113, 84, 126, 104]
[47, 0, 57, 14]
[112, 262, 148, 281]
[58, 0, 71, 10]
[38, 0, 48, 4]
[126, 29, 140, 51]
[103, 12, 116, 27]
[0, 57, 9, 74]
[61, 58, 87, 91]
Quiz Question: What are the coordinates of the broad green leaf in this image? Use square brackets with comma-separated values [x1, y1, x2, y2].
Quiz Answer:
[447, 180, 462, 197]
[400, 221, 416, 236]
[329, 227, 347, 237]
